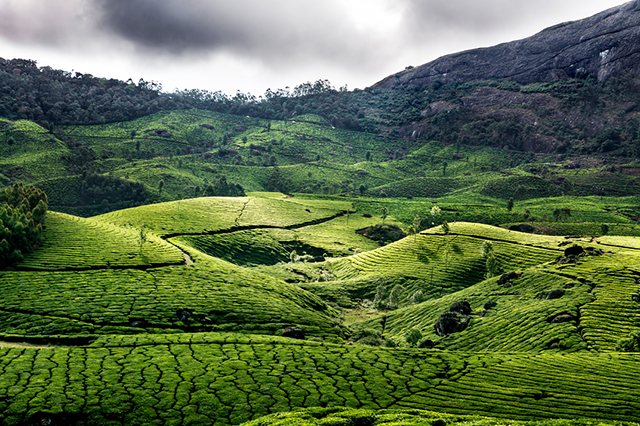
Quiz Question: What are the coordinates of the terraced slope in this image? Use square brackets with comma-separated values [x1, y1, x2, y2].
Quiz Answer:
[96, 195, 347, 237]
[0, 119, 69, 182]
[352, 230, 640, 352]
[3, 333, 640, 426]
[172, 212, 391, 266]
[0, 260, 342, 337]
[1, 203, 345, 339]
[18, 212, 184, 270]
[325, 223, 563, 303]
[244, 407, 640, 426]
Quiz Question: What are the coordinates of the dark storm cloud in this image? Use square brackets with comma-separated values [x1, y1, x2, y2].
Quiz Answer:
[95, 0, 381, 66]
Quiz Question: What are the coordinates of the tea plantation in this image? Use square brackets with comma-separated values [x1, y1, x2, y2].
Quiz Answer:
[3, 106, 640, 425]
[0, 193, 640, 425]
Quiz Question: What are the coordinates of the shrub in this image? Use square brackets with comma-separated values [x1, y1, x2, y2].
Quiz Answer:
[405, 328, 423, 347]
[616, 329, 640, 352]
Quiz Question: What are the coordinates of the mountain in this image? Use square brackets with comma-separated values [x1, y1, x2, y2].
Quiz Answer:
[374, 1, 640, 90]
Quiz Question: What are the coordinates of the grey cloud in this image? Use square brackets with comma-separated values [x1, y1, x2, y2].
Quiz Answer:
[95, 0, 386, 67]
[0, 0, 90, 45]
[397, 0, 614, 41]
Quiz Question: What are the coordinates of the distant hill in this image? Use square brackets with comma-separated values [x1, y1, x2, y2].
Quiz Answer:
[374, 1, 640, 90]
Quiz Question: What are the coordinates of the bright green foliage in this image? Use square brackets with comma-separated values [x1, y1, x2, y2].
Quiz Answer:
[0, 261, 342, 337]
[616, 329, 640, 352]
[405, 328, 422, 346]
[354, 235, 640, 352]
[96, 195, 346, 238]
[18, 212, 183, 270]
[481, 241, 499, 278]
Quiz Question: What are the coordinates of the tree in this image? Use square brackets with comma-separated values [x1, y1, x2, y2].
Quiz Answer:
[507, 197, 514, 212]
[266, 167, 291, 194]
[139, 225, 148, 254]
[373, 284, 387, 310]
[441, 221, 450, 235]
[0, 183, 48, 268]
[481, 241, 499, 279]
[381, 207, 389, 224]
[358, 184, 366, 196]
[407, 215, 422, 237]
[410, 290, 424, 304]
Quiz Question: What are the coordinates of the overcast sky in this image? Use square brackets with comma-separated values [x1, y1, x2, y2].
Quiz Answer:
[0, 0, 628, 96]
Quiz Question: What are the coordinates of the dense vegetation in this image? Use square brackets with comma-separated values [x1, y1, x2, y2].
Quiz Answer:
[5, 57, 640, 158]
[0, 182, 47, 267]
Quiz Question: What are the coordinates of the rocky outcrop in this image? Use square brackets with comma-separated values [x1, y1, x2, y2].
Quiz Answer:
[374, 1, 640, 90]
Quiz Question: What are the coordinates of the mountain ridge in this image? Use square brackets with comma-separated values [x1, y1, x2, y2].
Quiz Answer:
[374, 0, 640, 90]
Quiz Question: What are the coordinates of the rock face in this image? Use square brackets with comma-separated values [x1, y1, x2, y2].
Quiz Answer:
[374, 1, 640, 90]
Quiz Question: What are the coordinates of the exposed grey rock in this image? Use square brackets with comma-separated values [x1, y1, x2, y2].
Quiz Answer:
[374, 1, 640, 90]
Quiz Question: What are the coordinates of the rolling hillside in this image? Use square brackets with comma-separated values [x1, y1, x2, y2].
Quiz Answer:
[0, 195, 639, 425]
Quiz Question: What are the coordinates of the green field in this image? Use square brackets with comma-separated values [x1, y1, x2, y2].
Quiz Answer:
[3, 106, 640, 425]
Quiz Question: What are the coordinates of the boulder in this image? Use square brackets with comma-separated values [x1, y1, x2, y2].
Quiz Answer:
[483, 300, 498, 310]
[176, 309, 193, 322]
[498, 271, 521, 287]
[509, 224, 536, 233]
[550, 314, 577, 324]
[418, 339, 435, 349]
[564, 244, 585, 257]
[547, 289, 566, 300]
[281, 326, 305, 340]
